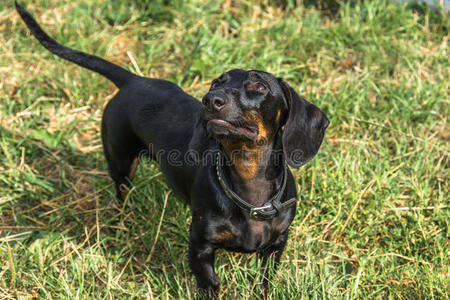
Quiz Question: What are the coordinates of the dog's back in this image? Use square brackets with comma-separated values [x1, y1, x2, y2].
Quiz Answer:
[16, 2, 205, 200]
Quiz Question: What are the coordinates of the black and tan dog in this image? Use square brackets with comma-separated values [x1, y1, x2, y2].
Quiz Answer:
[16, 2, 329, 294]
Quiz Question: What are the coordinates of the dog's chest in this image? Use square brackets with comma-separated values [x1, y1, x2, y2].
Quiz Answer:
[209, 216, 286, 252]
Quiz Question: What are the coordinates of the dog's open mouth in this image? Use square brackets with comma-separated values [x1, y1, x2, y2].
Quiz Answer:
[207, 119, 258, 140]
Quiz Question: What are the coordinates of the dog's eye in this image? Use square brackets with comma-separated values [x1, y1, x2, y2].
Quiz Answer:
[255, 82, 266, 92]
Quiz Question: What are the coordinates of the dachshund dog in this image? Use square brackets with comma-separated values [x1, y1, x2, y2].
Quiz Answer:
[16, 2, 329, 295]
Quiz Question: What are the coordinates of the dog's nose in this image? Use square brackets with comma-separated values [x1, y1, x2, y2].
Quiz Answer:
[202, 94, 227, 112]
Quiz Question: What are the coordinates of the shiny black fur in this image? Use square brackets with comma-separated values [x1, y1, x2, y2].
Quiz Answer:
[16, 2, 329, 294]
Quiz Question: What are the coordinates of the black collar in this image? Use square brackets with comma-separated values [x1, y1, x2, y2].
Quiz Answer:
[215, 151, 297, 221]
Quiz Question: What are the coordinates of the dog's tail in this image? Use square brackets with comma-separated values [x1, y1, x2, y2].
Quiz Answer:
[15, 2, 139, 88]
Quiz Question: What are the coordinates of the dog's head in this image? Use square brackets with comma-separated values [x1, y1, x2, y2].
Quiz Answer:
[198, 69, 329, 168]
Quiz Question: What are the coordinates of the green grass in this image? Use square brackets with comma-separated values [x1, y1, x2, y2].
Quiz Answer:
[1, 0, 448, 298]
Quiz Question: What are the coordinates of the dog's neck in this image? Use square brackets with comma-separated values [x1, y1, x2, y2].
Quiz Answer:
[220, 137, 284, 207]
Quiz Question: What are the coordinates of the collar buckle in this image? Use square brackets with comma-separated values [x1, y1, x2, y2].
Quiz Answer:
[250, 204, 273, 219]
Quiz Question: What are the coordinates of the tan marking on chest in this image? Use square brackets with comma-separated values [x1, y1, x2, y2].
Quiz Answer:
[219, 138, 262, 180]
[219, 111, 273, 180]
[234, 143, 262, 180]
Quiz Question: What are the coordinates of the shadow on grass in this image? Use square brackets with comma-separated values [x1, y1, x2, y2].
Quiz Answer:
[0, 124, 191, 280]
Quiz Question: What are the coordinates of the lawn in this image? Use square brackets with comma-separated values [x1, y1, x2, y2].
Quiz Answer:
[0, 0, 448, 298]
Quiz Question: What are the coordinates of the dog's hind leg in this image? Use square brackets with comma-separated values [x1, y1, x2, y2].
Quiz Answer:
[102, 142, 140, 201]
[101, 118, 144, 201]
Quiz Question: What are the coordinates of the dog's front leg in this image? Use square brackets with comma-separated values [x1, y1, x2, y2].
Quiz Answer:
[258, 230, 289, 298]
[188, 234, 220, 293]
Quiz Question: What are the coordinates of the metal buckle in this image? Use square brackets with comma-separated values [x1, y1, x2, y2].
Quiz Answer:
[249, 204, 273, 219]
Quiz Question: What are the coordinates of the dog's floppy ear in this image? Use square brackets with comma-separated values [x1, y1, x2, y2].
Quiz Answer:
[279, 79, 329, 168]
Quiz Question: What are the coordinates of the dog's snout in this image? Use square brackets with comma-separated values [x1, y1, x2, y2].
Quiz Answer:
[212, 97, 226, 110]
[202, 94, 228, 112]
